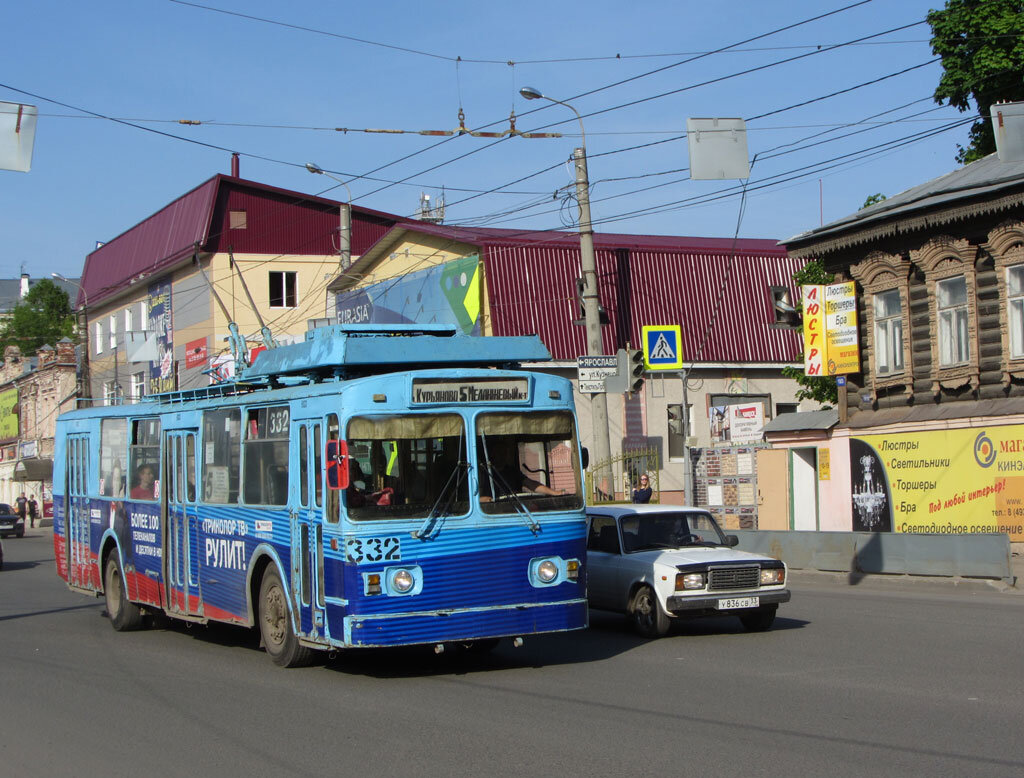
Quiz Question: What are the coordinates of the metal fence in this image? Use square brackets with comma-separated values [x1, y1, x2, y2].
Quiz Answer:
[586, 447, 660, 504]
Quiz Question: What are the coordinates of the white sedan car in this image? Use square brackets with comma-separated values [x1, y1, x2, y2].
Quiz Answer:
[586, 505, 790, 638]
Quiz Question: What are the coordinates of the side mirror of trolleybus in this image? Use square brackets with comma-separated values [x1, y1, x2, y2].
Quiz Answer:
[325, 440, 350, 490]
[581, 447, 590, 470]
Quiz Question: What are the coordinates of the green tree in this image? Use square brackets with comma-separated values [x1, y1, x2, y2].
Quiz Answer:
[0, 279, 76, 355]
[928, 0, 1024, 164]
[779, 259, 839, 407]
[861, 192, 887, 209]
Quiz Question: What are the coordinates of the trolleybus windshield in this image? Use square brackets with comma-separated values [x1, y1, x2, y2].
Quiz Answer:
[345, 413, 469, 520]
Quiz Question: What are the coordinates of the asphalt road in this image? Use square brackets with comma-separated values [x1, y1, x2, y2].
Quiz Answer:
[2, 530, 1023, 777]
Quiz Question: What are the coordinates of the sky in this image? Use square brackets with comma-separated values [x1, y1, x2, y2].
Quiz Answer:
[1, 0, 979, 281]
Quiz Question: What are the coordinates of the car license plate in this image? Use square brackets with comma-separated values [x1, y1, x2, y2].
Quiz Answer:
[718, 596, 758, 610]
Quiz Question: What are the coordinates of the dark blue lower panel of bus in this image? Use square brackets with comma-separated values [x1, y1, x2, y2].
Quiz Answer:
[342, 598, 588, 647]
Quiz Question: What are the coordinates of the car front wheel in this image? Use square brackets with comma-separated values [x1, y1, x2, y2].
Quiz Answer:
[631, 585, 670, 638]
[739, 605, 777, 632]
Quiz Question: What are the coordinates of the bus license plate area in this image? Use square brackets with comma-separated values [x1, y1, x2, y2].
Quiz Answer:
[717, 596, 758, 610]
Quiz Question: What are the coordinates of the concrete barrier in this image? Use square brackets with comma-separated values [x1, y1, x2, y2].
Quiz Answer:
[732, 530, 1014, 584]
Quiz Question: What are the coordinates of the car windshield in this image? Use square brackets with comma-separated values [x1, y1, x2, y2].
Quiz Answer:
[620, 512, 726, 552]
[0, 504, 11, 513]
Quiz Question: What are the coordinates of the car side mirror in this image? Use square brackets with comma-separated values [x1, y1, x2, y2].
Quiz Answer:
[726, 534, 739, 547]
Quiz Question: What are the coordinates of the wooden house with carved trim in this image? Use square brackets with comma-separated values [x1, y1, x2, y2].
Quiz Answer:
[781, 153, 1024, 541]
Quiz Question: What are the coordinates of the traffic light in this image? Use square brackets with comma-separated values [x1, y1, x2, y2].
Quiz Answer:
[626, 348, 645, 393]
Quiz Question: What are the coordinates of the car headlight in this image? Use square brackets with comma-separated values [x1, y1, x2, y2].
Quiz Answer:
[760, 567, 785, 585]
[675, 572, 705, 590]
[537, 560, 558, 583]
[391, 569, 415, 593]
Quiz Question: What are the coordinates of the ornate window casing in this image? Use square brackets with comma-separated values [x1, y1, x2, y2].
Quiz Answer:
[910, 236, 980, 396]
[984, 221, 1024, 387]
[849, 251, 912, 401]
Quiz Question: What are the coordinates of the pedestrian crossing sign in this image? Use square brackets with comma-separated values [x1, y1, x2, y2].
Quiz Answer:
[641, 325, 683, 370]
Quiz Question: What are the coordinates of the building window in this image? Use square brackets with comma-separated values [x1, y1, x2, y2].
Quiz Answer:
[124, 306, 134, 334]
[937, 275, 969, 366]
[776, 403, 799, 415]
[229, 210, 247, 229]
[131, 372, 146, 402]
[269, 271, 297, 308]
[874, 289, 904, 375]
[1008, 265, 1024, 359]
[103, 380, 118, 407]
[108, 314, 117, 350]
[667, 403, 693, 460]
[94, 321, 103, 355]
[139, 300, 149, 326]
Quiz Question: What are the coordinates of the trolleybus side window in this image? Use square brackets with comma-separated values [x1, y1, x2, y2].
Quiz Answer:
[243, 406, 290, 506]
[299, 425, 309, 506]
[202, 408, 240, 504]
[100, 418, 127, 498]
[325, 414, 340, 523]
[476, 411, 583, 515]
[129, 418, 161, 501]
[185, 434, 197, 502]
[345, 413, 468, 520]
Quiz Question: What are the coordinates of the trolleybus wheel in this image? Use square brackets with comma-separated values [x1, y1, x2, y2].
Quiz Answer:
[105, 555, 143, 631]
[259, 566, 313, 668]
[631, 585, 670, 638]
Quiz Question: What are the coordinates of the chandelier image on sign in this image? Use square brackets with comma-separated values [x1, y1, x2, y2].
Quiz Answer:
[852, 454, 887, 530]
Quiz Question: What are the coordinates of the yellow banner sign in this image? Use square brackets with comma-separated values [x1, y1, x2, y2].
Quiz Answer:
[851, 427, 1024, 541]
[802, 282, 860, 376]
[0, 388, 18, 441]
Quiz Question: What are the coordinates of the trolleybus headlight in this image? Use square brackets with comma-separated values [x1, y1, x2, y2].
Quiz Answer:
[760, 567, 785, 585]
[392, 569, 415, 593]
[537, 560, 559, 583]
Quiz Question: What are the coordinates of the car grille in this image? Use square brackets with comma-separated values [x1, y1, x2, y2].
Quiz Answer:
[708, 566, 760, 591]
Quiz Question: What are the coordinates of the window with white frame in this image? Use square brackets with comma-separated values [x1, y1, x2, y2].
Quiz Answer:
[131, 372, 146, 402]
[103, 380, 118, 406]
[269, 271, 297, 308]
[937, 276, 969, 366]
[667, 403, 694, 460]
[108, 314, 117, 350]
[124, 306, 134, 334]
[94, 321, 103, 355]
[139, 300, 149, 326]
[873, 289, 904, 375]
[1008, 265, 1024, 359]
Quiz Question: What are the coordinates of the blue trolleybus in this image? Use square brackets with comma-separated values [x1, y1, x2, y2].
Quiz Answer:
[53, 325, 588, 666]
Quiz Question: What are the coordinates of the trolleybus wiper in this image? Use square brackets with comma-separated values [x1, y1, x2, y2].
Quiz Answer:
[479, 432, 541, 535]
[411, 460, 470, 540]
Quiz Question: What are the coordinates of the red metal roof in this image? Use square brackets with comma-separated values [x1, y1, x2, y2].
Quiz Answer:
[483, 241, 802, 363]
[78, 175, 401, 308]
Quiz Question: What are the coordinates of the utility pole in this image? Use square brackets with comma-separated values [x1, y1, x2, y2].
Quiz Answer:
[573, 147, 613, 497]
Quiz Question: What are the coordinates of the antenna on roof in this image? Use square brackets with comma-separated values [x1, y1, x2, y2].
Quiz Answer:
[418, 189, 445, 224]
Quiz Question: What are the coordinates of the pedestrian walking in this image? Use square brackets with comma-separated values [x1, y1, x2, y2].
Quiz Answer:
[27, 494, 38, 528]
[15, 493, 27, 521]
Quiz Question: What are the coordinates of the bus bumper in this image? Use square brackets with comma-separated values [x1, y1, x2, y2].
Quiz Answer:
[343, 598, 588, 647]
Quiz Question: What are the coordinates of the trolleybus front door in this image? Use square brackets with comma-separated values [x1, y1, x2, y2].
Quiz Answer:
[295, 421, 326, 638]
[163, 430, 202, 618]
[66, 434, 92, 588]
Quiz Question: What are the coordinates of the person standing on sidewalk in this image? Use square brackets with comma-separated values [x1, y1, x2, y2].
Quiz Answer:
[15, 493, 27, 525]
[27, 494, 38, 528]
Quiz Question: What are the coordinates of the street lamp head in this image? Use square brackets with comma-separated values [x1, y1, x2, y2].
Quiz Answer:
[305, 162, 324, 175]
[519, 86, 544, 101]
[51, 272, 68, 282]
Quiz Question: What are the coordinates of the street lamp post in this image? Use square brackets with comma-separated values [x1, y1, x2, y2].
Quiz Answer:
[51, 272, 90, 404]
[519, 87, 613, 498]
